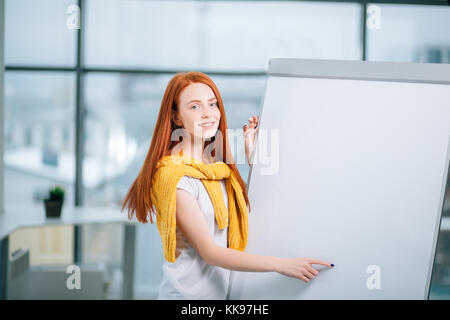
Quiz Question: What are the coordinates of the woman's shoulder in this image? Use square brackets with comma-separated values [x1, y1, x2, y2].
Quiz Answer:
[176, 175, 200, 200]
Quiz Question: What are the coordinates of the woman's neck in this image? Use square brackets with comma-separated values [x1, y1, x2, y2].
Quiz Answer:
[176, 140, 212, 164]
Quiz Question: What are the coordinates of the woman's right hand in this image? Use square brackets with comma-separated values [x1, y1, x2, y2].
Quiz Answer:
[276, 257, 333, 283]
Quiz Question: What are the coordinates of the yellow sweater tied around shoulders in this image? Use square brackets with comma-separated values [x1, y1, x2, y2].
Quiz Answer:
[150, 154, 249, 263]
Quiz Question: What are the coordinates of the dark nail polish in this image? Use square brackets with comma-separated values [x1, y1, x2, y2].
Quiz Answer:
[331, 264, 335, 267]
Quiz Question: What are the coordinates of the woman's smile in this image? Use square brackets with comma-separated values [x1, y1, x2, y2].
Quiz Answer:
[199, 121, 216, 129]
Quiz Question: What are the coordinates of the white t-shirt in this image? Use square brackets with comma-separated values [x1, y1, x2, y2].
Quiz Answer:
[156, 175, 232, 300]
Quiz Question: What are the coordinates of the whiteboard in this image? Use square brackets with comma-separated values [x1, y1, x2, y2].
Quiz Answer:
[228, 58, 450, 300]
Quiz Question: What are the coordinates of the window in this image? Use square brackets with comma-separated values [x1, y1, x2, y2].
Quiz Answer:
[366, 3, 450, 63]
[5, 0, 77, 66]
[85, 0, 361, 70]
[4, 72, 76, 209]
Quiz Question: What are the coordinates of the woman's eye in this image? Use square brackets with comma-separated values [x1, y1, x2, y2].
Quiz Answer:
[191, 103, 216, 109]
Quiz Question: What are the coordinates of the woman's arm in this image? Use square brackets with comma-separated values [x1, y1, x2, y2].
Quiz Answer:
[205, 245, 281, 273]
[175, 189, 333, 282]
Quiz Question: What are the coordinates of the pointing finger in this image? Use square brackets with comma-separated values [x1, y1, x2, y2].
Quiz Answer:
[308, 258, 334, 268]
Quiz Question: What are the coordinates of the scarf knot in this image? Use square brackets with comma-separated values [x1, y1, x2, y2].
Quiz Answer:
[151, 154, 249, 263]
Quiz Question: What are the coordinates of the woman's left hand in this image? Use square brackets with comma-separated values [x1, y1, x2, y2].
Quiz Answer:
[243, 115, 259, 165]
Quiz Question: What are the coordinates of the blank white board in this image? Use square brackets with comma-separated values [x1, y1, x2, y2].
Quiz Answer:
[229, 58, 450, 300]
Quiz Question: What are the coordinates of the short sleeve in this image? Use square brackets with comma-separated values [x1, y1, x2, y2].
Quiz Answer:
[176, 175, 199, 200]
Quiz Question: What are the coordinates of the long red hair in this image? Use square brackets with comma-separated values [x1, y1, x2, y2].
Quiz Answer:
[121, 71, 251, 223]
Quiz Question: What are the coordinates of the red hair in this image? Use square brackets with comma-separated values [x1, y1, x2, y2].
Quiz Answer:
[121, 71, 251, 223]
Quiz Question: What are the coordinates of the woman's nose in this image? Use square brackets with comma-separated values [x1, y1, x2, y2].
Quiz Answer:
[201, 106, 212, 118]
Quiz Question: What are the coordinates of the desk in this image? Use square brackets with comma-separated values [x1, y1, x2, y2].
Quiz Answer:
[0, 204, 138, 300]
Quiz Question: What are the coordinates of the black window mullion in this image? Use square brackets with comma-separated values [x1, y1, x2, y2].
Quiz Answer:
[361, 0, 367, 61]
[73, 0, 85, 264]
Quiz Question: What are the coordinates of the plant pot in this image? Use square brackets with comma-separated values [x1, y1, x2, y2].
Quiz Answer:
[44, 199, 64, 218]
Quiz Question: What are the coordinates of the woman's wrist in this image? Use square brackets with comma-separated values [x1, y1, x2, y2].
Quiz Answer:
[245, 148, 253, 165]
[272, 256, 284, 273]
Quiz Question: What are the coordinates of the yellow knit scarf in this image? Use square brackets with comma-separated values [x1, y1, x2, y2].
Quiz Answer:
[150, 154, 249, 263]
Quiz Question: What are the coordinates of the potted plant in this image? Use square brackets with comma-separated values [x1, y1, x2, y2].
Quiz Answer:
[44, 185, 65, 218]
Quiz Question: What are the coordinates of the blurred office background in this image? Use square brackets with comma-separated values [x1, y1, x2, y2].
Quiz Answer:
[2, 0, 450, 299]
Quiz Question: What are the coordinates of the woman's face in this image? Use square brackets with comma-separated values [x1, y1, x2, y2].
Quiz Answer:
[174, 82, 221, 140]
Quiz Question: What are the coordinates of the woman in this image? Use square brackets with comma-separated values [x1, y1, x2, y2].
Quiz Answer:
[121, 71, 334, 300]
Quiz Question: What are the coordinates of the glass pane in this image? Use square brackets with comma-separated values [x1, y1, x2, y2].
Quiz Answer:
[86, 0, 360, 70]
[5, 0, 77, 66]
[366, 3, 450, 63]
[83, 72, 266, 298]
[9, 225, 74, 265]
[430, 162, 450, 300]
[82, 223, 124, 299]
[83, 72, 265, 206]
[5, 71, 76, 292]
[82, 73, 168, 207]
[4, 71, 76, 209]
[83, 72, 170, 298]
[209, 74, 266, 180]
